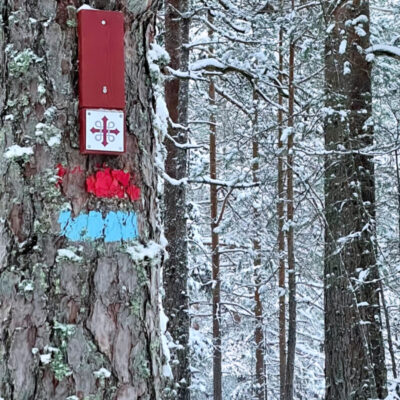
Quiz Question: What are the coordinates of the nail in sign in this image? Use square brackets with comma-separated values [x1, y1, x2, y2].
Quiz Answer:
[78, 9, 126, 155]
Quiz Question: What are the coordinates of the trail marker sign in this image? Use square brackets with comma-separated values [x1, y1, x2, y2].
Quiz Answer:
[78, 9, 126, 154]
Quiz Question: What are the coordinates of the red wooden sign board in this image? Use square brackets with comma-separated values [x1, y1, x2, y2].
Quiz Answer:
[78, 9, 126, 155]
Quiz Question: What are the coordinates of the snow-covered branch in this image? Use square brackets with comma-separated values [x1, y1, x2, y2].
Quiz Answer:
[366, 44, 400, 61]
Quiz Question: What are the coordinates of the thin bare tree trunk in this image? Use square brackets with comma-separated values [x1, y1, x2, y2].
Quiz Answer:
[208, 11, 222, 399]
[164, 0, 191, 397]
[0, 1, 163, 399]
[277, 24, 287, 400]
[379, 279, 397, 379]
[210, 76, 222, 400]
[284, 3, 297, 397]
[395, 149, 400, 252]
[253, 92, 267, 400]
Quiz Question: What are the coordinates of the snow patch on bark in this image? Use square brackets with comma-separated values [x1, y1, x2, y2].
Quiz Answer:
[77, 4, 96, 11]
[339, 39, 347, 54]
[148, 43, 170, 142]
[148, 43, 170, 66]
[56, 248, 83, 263]
[147, 40, 174, 382]
[147, 42, 169, 197]
[35, 123, 62, 147]
[160, 307, 173, 378]
[126, 241, 163, 262]
[94, 367, 111, 379]
[39, 353, 52, 364]
[4, 145, 33, 159]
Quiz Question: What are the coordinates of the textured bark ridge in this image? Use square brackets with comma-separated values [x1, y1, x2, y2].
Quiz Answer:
[163, 0, 190, 398]
[0, 1, 163, 399]
[324, 1, 387, 399]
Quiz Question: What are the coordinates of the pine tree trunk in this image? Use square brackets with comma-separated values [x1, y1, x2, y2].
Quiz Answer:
[252, 92, 267, 400]
[0, 1, 164, 399]
[284, 10, 296, 399]
[284, 79, 296, 400]
[209, 76, 222, 400]
[277, 24, 286, 400]
[395, 149, 400, 252]
[164, 0, 190, 397]
[324, 1, 387, 398]
[207, 10, 222, 400]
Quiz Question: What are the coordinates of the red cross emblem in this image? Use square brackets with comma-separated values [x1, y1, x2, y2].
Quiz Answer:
[90, 116, 120, 147]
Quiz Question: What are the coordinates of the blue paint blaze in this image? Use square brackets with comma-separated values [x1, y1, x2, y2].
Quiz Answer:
[104, 212, 122, 243]
[86, 211, 104, 239]
[58, 210, 138, 242]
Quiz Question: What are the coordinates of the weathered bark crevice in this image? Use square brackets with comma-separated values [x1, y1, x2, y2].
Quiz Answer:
[163, 0, 190, 397]
[0, 1, 163, 399]
[324, 1, 387, 399]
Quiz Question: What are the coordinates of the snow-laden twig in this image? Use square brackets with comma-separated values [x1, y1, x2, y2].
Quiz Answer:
[366, 44, 400, 60]
[165, 132, 205, 150]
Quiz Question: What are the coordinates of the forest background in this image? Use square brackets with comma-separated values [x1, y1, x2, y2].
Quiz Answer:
[160, 0, 400, 399]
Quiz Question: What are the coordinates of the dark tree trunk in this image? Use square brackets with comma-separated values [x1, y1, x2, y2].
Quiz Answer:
[395, 149, 400, 252]
[209, 76, 222, 400]
[163, 0, 190, 397]
[284, 18, 296, 400]
[252, 93, 267, 400]
[207, 10, 222, 400]
[277, 24, 286, 400]
[324, 1, 387, 399]
[0, 1, 164, 399]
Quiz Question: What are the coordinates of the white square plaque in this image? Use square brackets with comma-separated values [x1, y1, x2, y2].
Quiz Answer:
[85, 109, 124, 153]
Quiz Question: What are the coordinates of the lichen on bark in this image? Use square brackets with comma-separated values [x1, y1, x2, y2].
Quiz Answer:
[0, 1, 163, 399]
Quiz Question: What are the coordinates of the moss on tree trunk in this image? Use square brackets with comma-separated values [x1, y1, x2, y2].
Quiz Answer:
[0, 1, 164, 399]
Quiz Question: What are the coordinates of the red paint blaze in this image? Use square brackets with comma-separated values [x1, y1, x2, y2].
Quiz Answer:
[56, 164, 85, 187]
[86, 168, 140, 201]
[56, 163, 67, 186]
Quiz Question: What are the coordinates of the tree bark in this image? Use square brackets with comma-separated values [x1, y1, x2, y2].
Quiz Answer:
[209, 76, 222, 400]
[207, 10, 222, 400]
[395, 149, 400, 252]
[0, 1, 163, 399]
[252, 92, 267, 400]
[284, 13, 297, 400]
[324, 1, 387, 399]
[163, 0, 190, 397]
[277, 24, 286, 400]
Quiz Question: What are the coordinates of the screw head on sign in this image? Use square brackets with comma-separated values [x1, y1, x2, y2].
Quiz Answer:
[101, 20, 106, 25]
[103, 86, 108, 94]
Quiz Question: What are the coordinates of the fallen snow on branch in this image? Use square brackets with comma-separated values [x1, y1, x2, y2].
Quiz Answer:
[189, 58, 226, 71]
[366, 44, 400, 59]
